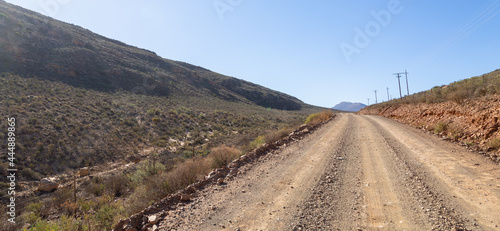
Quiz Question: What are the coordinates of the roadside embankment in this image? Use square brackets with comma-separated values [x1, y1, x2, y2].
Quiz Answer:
[113, 114, 335, 231]
[359, 95, 500, 163]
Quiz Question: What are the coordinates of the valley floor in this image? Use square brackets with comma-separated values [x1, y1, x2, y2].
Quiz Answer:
[153, 114, 500, 230]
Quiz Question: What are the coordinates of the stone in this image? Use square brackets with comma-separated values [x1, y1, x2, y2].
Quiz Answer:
[148, 215, 158, 225]
[123, 225, 137, 231]
[217, 177, 224, 185]
[79, 167, 89, 177]
[37, 178, 59, 192]
[180, 194, 191, 201]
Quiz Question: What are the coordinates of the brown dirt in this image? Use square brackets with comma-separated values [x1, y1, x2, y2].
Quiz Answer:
[121, 114, 500, 230]
[359, 95, 500, 163]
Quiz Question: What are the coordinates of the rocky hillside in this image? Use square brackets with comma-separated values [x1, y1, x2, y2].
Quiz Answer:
[0, 1, 323, 180]
[0, 1, 303, 111]
[359, 69, 500, 163]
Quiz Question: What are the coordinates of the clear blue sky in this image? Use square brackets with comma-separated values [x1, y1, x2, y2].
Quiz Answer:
[5, 0, 500, 107]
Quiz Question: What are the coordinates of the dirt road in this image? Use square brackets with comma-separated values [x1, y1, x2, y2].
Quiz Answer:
[156, 113, 500, 230]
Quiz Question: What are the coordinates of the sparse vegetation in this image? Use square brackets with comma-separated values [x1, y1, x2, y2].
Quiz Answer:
[364, 69, 500, 108]
[0, 2, 330, 230]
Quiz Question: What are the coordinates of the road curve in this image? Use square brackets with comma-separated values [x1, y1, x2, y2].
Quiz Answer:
[157, 113, 500, 230]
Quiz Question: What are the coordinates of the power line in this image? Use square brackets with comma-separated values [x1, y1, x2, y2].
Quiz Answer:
[387, 87, 390, 101]
[393, 72, 404, 99]
[404, 70, 409, 96]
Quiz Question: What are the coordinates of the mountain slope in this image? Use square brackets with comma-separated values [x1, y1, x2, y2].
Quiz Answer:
[0, 1, 302, 110]
[0, 1, 323, 179]
[332, 102, 366, 112]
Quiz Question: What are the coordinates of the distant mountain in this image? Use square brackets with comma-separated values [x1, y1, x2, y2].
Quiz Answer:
[332, 102, 367, 112]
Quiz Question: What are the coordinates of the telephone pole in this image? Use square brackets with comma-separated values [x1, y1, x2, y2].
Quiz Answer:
[404, 70, 409, 96]
[367, 98, 370, 106]
[386, 87, 390, 101]
[373, 90, 378, 104]
[394, 72, 404, 99]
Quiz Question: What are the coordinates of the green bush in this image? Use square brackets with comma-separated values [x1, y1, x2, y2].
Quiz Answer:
[95, 205, 115, 231]
[146, 108, 161, 116]
[129, 160, 166, 186]
[20, 167, 42, 180]
[30, 219, 59, 231]
[25, 202, 43, 224]
[248, 135, 265, 150]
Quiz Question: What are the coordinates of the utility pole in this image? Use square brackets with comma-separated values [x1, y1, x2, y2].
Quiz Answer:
[367, 98, 370, 106]
[386, 87, 390, 101]
[404, 70, 410, 96]
[394, 72, 404, 99]
[373, 90, 378, 104]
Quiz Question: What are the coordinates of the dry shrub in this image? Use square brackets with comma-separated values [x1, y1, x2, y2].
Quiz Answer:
[45, 188, 74, 211]
[305, 110, 334, 125]
[125, 185, 152, 214]
[448, 123, 464, 141]
[208, 145, 241, 169]
[265, 128, 293, 144]
[487, 138, 500, 150]
[166, 157, 211, 192]
[126, 156, 212, 215]
[60, 200, 78, 216]
[104, 174, 131, 198]
[85, 176, 105, 196]
[433, 121, 448, 134]
[447, 89, 469, 104]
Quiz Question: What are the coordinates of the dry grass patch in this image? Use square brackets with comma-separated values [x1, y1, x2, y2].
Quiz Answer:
[433, 121, 448, 134]
[209, 145, 241, 169]
[265, 128, 293, 144]
[305, 110, 334, 125]
[487, 138, 500, 150]
[166, 157, 212, 191]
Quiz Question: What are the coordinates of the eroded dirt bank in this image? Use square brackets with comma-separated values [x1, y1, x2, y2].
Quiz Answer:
[359, 96, 500, 163]
[114, 113, 500, 231]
